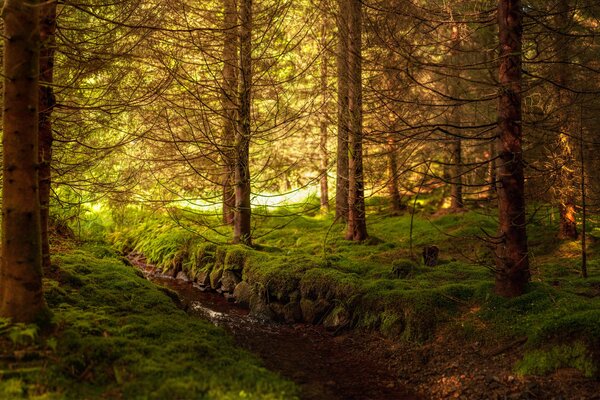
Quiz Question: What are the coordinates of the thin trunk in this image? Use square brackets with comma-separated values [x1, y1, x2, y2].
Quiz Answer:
[450, 138, 463, 210]
[319, 20, 330, 213]
[489, 140, 497, 196]
[0, 0, 49, 322]
[222, 0, 238, 226]
[346, 0, 367, 241]
[579, 111, 587, 278]
[554, 0, 577, 239]
[233, 0, 252, 245]
[495, 0, 530, 297]
[335, 0, 349, 222]
[449, 24, 463, 211]
[387, 138, 403, 213]
[39, 0, 57, 273]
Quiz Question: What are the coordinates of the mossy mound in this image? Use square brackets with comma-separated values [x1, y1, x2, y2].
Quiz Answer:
[0, 246, 298, 399]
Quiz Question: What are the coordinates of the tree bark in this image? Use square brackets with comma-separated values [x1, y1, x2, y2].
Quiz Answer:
[449, 24, 463, 211]
[222, 0, 238, 226]
[319, 29, 330, 213]
[387, 137, 404, 213]
[0, 0, 49, 322]
[233, 0, 252, 245]
[335, 0, 349, 222]
[495, 0, 530, 297]
[553, 0, 577, 240]
[39, 0, 57, 273]
[345, 0, 368, 241]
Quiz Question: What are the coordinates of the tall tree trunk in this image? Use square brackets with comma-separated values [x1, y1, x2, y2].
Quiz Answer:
[39, 0, 57, 273]
[335, 0, 349, 222]
[449, 23, 463, 211]
[553, 0, 577, 239]
[233, 0, 252, 245]
[345, 0, 368, 241]
[222, 0, 238, 226]
[495, 0, 530, 297]
[319, 19, 330, 213]
[0, 0, 49, 323]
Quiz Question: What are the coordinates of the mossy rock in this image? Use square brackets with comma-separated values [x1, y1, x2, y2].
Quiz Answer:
[323, 305, 350, 331]
[300, 298, 332, 324]
[209, 267, 223, 290]
[224, 247, 247, 271]
[214, 247, 228, 269]
[270, 302, 303, 324]
[233, 281, 253, 307]
[221, 271, 241, 293]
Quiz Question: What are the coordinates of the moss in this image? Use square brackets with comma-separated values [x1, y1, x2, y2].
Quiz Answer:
[224, 247, 248, 271]
[516, 342, 597, 377]
[8, 248, 299, 399]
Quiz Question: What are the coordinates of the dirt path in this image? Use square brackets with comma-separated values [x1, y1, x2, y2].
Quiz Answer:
[138, 264, 418, 400]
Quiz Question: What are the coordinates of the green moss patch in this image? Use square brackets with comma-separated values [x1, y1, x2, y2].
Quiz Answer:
[1, 247, 297, 399]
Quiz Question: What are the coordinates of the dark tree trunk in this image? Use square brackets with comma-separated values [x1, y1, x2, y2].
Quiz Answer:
[233, 0, 252, 245]
[553, 0, 577, 240]
[449, 23, 463, 211]
[39, 0, 57, 273]
[0, 0, 49, 323]
[495, 0, 530, 297]
[222, 0, 238, 226]
[345, 0, 367, 241]
[335, 0, 349, 222]
[450, 138, 463, 210]
[319, 20, 330, 213]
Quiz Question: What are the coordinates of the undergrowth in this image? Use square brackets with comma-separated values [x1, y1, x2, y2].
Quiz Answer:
[98, 201, 600, 378]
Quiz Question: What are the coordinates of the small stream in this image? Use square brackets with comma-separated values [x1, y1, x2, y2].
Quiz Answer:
[134, 260, 419, 400]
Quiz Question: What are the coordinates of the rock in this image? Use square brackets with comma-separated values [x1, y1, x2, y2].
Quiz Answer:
[195, 269, 211, 287]
[323, 306, 350, 331]
[249, 293, 275, 322]
[300, 298, 332, 324]
[221, 270, 241, 293]
[270, 301, 303, 323]
[175, 271, 192, 282]
[233, 281, 253, 307]
[209, 268, 223, 290]
[423, 245, 439, 267]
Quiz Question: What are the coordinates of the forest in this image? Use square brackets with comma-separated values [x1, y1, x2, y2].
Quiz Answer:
[0, 0, 600, 398]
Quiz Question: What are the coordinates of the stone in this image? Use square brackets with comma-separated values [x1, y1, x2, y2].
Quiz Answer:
[423, 245, 439, 267]
[323, 306, 350, 331]
[249, 293, 275, 322]
[209, 267, 223, 290]
[195, 270, 211, 287]
[221, 270, 241, 293]
[175, 271, 191, 282]
[300, 298, 332, 324]
[233, 281, 253, 307]
[269, 302, 303, 324]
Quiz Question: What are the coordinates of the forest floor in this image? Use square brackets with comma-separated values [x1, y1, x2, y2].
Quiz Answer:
[141, 258, 600, 400]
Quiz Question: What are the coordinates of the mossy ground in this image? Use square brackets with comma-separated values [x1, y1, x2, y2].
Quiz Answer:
[0, 243, 298, 399]
[105, 198, 600, 379]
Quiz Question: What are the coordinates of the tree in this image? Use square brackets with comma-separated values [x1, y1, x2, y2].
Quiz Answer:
[234, 0, 253, 245]
[39, 0, 58, 272]
[345, 0, 367, 241]
[494, 0, 530, 297]
[0, 0, 49, 323]
[335, 0, 349, 222]
[222, 0, 238, 226]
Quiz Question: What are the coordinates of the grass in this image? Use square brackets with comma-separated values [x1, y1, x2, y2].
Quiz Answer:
[98, 199, 600, 378]
[0, 243, 298, 399]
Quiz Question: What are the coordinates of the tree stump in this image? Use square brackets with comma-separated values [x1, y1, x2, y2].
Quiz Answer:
[423, 245, 439, 267]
